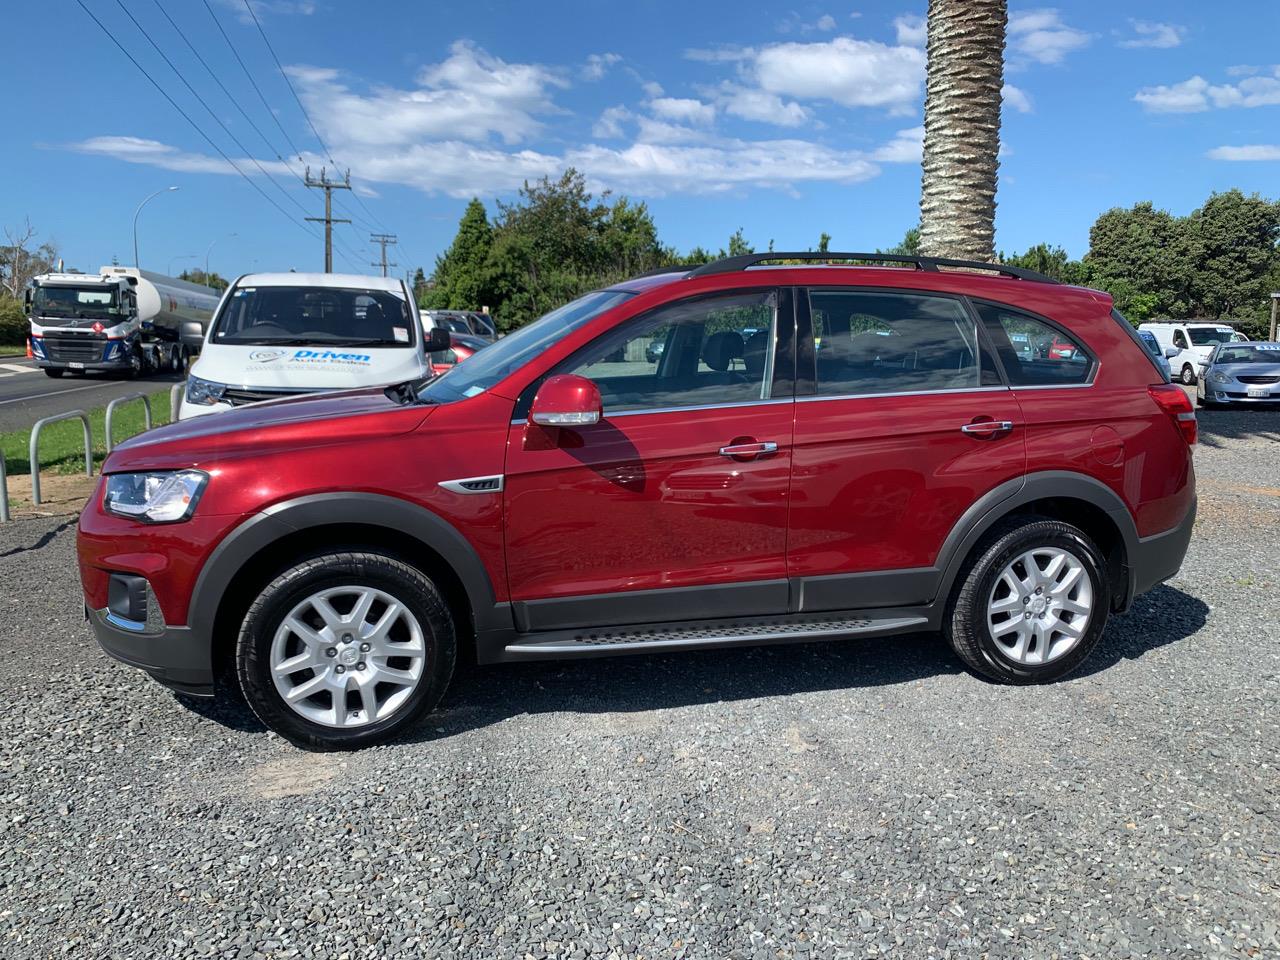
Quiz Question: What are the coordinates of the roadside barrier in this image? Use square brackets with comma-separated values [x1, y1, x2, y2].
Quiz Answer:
[29, 411, 92, 507]
[170, 381, 186, 422]
[105, 393, 153, 452]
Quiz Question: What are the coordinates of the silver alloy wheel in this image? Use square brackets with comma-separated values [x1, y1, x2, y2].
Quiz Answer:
[269, 585, 427, 728]
[986, 546, 1093, 666]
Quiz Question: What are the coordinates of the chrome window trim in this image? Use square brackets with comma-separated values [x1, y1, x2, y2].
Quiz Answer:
[796, 385, 1012, 404]
[608, 397, 795, 418]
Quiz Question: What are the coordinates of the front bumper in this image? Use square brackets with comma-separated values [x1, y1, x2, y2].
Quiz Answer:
[86, 605, 214, 697]
[1130, 497, 1197, 600]
[34, 358, 130, 373]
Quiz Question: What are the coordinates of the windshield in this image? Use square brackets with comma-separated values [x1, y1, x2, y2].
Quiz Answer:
[418, 289, 634, 404]
[1189, 327, 1232, 346]
[32, 285, 119, 320]
[1216, 344, 1280, 364]
[211, 285, 417, 347]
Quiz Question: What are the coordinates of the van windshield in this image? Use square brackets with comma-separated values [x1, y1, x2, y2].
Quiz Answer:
[211, 285, 416, 347]
[418, 289, 633, 404]
[1188, 328, 1232, 346]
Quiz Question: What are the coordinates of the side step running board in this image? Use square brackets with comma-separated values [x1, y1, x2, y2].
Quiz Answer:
[500, 612, 929, 661]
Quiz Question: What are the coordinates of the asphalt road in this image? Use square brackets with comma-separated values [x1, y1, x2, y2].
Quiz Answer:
[0, 405, 1277, 958]
[0, 356, 183, 433]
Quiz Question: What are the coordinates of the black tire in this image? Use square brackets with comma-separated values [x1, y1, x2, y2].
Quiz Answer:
[235, 551, 456, 750]
[945, 518, 1110, 685]
[43, 368, 64, 378]
[1180, 364, 1196, 386]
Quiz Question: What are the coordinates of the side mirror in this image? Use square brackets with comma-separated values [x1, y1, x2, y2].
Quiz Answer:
[1164, 347, 1179, 359]
[179, 320, 205, 348]
[425, 327, 451, 353]
[529, 374, 602, 426]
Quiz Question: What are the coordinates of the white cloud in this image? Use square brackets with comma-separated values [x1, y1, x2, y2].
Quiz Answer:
[648, 97, 716, 125]
[592, 105, 631, 139]
[67, 135, 294, 176]
[286, 42, 566, 148]
[714, 84, 812, 127]
[684, 46, 756, 63]
[816, 14, 836, 31]
[1002, 83, 1033, 113]
[1135, 69, 1280, 112]
[582, 53, 621, 81]
[1009, 9, 1090, 65]
[775, 12, 839, 35]
[215, 0, 315, 24]
[872, 126, 923, 162]
[1119, 20, 1186, 49]
[752, 36, 926, 111]
[893, 14, 927, 47]
[1207, 144, 1280, 161]
[641, 80, 665, 98]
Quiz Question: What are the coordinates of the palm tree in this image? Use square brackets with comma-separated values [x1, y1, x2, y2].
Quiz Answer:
[918, 0, 1007, 263]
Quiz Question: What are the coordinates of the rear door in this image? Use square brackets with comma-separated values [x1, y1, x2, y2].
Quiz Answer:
[503, 288, 797, 631]
[786, 287, 1026, 611]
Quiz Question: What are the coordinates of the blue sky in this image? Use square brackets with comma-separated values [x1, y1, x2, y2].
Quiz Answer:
[4, 0, 1279, 282]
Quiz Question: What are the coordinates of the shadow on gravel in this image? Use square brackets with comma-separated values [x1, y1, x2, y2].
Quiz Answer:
[1195, 406, 1280, 448]
[171, 585, 1209, 744]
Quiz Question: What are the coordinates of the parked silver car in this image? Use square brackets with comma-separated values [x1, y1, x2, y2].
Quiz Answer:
[1196, 342, 1280, 407]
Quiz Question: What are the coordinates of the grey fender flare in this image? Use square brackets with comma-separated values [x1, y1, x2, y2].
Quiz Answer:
[188, 492, 507, 637]
[932, 471, 1140, 610]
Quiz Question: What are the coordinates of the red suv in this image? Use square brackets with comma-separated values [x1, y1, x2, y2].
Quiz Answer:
[78, 253, 1197, 749]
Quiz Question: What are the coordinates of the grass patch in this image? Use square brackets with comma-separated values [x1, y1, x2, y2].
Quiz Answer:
[1, 385, 175, 476]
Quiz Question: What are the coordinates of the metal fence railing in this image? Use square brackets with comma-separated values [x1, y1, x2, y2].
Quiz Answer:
[29, 411, 92, 508]
[105, 393, 153, 452]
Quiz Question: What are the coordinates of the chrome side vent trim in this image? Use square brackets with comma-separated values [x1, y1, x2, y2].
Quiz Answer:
[438, 475, 504, 495]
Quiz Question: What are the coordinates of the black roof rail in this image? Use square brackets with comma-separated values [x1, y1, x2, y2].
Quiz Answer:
[685, 251, 1059, 284]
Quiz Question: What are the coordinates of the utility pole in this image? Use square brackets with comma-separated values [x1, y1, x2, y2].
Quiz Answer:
[370, 233, 398, 278]
[304, 166, 351, 273]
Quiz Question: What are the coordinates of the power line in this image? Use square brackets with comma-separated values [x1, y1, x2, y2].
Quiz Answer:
[304, 167, 352, 273]
[241, 0, 336, 167]
[112, 0, 315, 222]
[370, 234, 398, 277]
[74, 0, 322, 247]
[200, 0, 306, 163]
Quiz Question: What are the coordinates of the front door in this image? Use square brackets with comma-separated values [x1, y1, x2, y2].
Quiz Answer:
[786, 287, 1026, 611]
[504, 289, 795, 632]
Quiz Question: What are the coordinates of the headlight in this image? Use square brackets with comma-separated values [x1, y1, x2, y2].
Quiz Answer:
[104, 470, 208, 523]
[1209, 370, 1232, 384]
[185, 375, 227, 406]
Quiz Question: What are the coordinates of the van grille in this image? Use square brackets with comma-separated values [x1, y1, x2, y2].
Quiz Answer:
[222, 387, 309, 406]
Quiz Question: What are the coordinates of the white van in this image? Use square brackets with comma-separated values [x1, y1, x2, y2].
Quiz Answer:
[1137, 321, 1236, 386]
[179, 273, 442, 419]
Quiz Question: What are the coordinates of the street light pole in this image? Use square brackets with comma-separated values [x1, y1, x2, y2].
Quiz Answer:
[132, 186, 179, 270]
[205, 232, 237, 277]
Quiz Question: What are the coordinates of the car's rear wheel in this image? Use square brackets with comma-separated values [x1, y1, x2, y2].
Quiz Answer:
[945, 519, 1109, 684]
[1180, 364, 1196, 386]
[236, 551, 456, 750]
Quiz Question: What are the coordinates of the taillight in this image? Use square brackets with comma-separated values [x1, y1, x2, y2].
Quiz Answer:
[1148, 383, 1196, 445]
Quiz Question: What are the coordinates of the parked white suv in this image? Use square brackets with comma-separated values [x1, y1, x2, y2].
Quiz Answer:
[1138, 321, 1237, 386]
[179, 273, 445, 419]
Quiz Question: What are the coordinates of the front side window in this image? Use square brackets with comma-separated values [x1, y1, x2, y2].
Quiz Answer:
[976, 302, 1094, 386]
[556, 290, 778, 413]
[212, 286, 415, 346]
[809, 290, 989, 397]
[1173, 330, 1189, 349]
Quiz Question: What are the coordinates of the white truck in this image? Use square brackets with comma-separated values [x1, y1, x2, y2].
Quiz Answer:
[1136, 321, 1238, 386]
[26, 266, 221, 379]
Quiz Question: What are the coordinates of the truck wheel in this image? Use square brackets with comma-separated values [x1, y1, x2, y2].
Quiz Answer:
[170, 345, 184, 374]
[1180, 364, 1196, 386]
[235, 551, 456, 751]
[945, 518, 1110, 685]
[43, 369, 64, 378]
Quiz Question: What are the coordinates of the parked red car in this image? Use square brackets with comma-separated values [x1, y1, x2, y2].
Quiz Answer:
[428, 332, 487, 376]
[79, 252, 1196, 749]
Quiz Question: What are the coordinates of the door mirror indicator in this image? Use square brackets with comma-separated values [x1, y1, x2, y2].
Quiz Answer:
[530, 374, 603, 426]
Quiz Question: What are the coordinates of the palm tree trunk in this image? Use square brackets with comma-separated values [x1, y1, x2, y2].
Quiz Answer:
[918, 0, 1007, 262]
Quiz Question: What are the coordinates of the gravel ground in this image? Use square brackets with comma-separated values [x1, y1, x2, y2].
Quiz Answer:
[1, 402, 1277, 960]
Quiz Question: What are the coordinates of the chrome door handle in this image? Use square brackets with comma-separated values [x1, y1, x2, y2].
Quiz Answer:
[961, 420, 1015, 437]
[719, 441, 778, 458]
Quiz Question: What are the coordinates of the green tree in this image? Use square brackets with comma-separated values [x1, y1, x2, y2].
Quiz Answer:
[1182, 189, 1280, 331]
[1084, 201, 1189, 318]
[999, 243, 1088, 284]
[879, 227, 921, 256]
[723, 228, 753, 257]
[424, 198, 494, 311]
[178, 268, 229, 291]
[817, 232, 831, 253]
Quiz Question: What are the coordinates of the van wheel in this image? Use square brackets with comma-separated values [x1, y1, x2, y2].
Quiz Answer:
[235, 551, 456, 751]
[1180, 364, 1196, 386]
[945, 519, 1110, 685]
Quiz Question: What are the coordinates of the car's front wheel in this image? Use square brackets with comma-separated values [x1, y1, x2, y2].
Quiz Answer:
[945, 519, 1110, 684]
[1180, 364, 1196, 386]
[236, 551, 456, 750]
